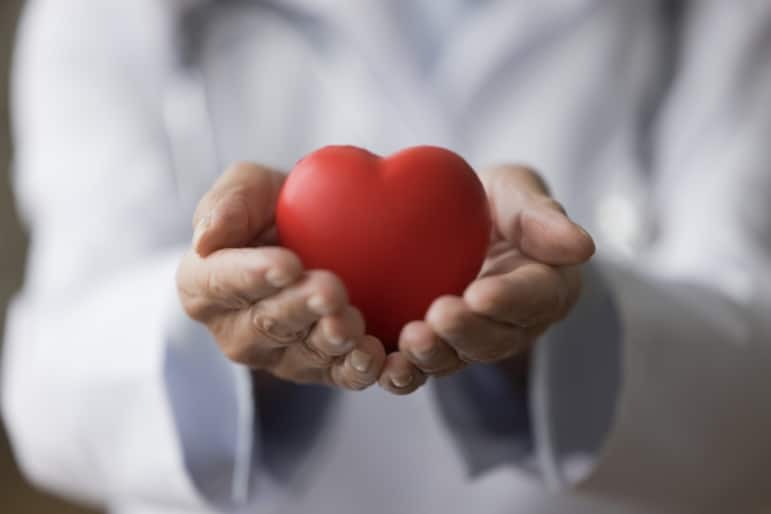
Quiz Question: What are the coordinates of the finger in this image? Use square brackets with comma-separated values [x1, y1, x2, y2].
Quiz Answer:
[483, 164, 595, 265]
[464, 261, 570, 327]
[425, 295, 528, 364]
[329, 335, 387, 390]
[304, 306, 366, 360]
[193, 162, 285, 256]
[398, 321, 465, 376]
[177, 247, 303, 321]
[378, 352, 427, 395]
[248, 270, 349, 344]
[205, 306, 289, 367]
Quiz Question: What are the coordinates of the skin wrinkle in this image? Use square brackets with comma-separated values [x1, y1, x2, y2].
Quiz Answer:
[177, 161, 593, 395]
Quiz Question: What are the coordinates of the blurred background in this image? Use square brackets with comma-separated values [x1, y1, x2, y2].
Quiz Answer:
[0, 2, 97, 512]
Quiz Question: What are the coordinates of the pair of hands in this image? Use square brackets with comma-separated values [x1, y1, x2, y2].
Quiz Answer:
[176, 162, 594, 395]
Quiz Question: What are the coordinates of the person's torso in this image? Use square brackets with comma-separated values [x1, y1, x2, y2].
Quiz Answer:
[159, 1, 676, 512]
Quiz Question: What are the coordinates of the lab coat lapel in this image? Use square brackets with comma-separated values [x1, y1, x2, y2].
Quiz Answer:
[436, 0, 600, 114]
[272, 0, 600, 146]
[278, 0, 454, 145]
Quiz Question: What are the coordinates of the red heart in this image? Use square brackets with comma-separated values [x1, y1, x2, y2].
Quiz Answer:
[276, 146, 491, 350]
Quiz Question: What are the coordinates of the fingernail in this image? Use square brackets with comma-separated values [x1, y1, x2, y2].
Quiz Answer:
[335, 340, 355, 353]
[326, 332, 354, 353]
[350, 350, 373, 373]
[308, 294, 334, 316]
[576, 224, 593, 240]
[391, 374, 414, 388]
[323, 325, 352, 350]
[413, 346, 436, 363]
[265, 268, 293, 288]
[193, 213, 212, 248]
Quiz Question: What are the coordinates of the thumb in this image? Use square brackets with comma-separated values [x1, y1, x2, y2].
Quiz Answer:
[483, 164, 595, 265]
[193, 162, 285, 257]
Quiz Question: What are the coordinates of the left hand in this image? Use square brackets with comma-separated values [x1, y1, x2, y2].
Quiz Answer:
[378, 164, 595, 394]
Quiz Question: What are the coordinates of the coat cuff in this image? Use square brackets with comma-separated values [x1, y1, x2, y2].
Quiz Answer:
[531, 260, 622, 487]
[432, 361, 533, 475]
[164, 276, 337, 507]
[162, 279, 256, 508]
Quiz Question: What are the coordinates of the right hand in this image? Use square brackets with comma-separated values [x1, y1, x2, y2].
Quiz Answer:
[176, 162, 387, 390]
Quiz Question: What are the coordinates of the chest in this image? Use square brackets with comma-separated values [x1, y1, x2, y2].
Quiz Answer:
[175, 0, 673, 255]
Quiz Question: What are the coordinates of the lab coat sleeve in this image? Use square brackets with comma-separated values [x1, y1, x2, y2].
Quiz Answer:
[533, 2, 771, 511]
[431, 261, 621, 478]
[1, 1, 277, 510]
[431, 359, 535, 474]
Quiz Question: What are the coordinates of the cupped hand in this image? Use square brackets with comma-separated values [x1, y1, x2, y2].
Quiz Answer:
[380, 164, 595, 394]
[176, 162, 386, 390]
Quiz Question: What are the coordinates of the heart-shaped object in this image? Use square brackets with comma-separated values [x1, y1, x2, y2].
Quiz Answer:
[276, 145, 491, 350]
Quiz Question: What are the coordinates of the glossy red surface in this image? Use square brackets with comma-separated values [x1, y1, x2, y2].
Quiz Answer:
[277, 145, 491, 350]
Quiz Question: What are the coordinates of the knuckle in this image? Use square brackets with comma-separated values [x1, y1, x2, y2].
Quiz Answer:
[472, 280, 510, 316]
[181, 295, 215, 321]
[428, 298, 468, 336]
[308, 350, 334, 369]
[205, 268, 229, 299]
[239, 263, 268, 291]
[177, 263, 216, 321]
[251, 309, 307, 345]
[301, 339, 334, 367]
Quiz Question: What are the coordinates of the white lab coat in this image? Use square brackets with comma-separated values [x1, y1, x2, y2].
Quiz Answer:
[3, 1, 771, 513]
